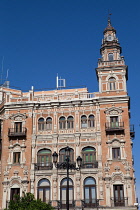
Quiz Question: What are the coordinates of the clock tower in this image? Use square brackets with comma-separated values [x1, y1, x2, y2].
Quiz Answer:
[96, 17, 127, 95]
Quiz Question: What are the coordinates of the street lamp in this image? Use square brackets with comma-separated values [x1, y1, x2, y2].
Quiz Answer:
[52, 146, 82, 210]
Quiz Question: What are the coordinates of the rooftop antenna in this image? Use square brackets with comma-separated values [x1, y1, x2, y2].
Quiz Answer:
[6, 69, 9, 81]
[1, 56, 4, 84]
[56, 74, 66, 90]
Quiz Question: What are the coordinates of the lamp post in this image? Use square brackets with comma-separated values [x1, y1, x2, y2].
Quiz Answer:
[52, 146, 82, 210]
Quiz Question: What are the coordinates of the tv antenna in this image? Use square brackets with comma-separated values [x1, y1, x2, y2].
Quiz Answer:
[56, 74, 66, 90]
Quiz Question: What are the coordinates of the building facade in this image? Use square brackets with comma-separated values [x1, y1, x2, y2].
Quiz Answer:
[0, 19, 137, 209]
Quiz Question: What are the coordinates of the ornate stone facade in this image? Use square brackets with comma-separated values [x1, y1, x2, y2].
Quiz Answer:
[0, 19, 137, 210]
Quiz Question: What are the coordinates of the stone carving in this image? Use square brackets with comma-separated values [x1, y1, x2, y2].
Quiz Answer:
[105, 107, 123, 115]
[104, 162, 110, 172]
[111, 171, 124, 183]
[9, 113, 27, 120]
[115, 166, 120, 171]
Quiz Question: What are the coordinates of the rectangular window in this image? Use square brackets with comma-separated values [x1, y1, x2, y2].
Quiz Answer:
[13, 152, 20, 164]
[112, 148, 120, 160]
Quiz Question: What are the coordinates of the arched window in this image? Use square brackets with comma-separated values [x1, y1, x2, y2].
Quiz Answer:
[37, 179, 50, 203]
[82, 147, 97, 168]
[81, 115, 87, 128]
[109, 77, 116, 90]
[84, 177, 97, 207]
[38, 118, 45, 131]
[46, 117, 52, 130]
[88, 115, 95, 128]
[59, 116, 66, 129]
[60, 178, 74, 208]
[37, 149, 52, 170]
[108, 53, 114, 61]
[59, 148, 74, 163]
[67, 116, 74, 129]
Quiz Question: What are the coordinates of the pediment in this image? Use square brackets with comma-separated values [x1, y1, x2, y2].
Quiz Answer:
[104, 107, 123, 115]
[9, 113, 27, 120]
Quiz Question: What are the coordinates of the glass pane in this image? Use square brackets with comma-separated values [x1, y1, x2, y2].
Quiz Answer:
[38, 179, 50, 187]
[62, 187, 66, 202]
[38, 189, 43, 201]
[69, 188, 73, 200]
[38, 118, 44, 122]
[45, 188, 50, 201]
[38, 149, 51, 154]
[60, 117, 65, 121]
[61, 178, 73, 185]
[115, 189, 118, 199]
[85, 177, 95, 185]
[83, 147, 95, 152]
[68, 116, 73, 121]
[91, 187, 96, 203]
[90, 154, 93, 162]
[86, 154, 89, 162]
[85, 187, 89, 203]
[46, 117, 52, 122]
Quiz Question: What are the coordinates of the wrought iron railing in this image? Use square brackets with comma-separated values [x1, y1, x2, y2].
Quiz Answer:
[60, 200, 75, 209]
[8, 127, 27, 136]
[81, 161, 98, 169]
[35, 162, 53, 170]
[82, 199, 99, 208]
[105, 122, 124, 131]
[111, 197, 128, 207]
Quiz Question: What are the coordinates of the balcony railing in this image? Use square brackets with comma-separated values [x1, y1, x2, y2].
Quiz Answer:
[83, 199, 99, 208]
[81, 161, 98, 169]
[111, 197, 128, 207]
[8, 127, 27, 137]
[35, 162, 53, 170]
[105, 122, 124, 132]
[130, 124, 135, 139]
[60, 200, 75, 209]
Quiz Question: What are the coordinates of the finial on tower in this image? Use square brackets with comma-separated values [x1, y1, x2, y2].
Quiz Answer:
[108, 12, 112, 26]
[103, 12, 116, 34]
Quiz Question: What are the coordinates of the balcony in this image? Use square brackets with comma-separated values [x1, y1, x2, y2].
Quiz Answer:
[81, 161, 98, 169]
[130, 124, 135, 139]
[111, 197, 128, 207]
[60, 200, 75, 209]
[83, 199, 99, 208]
[8, 127, 27, 137]
[35, 162, 53, 170]
[105, 122, 124, 132]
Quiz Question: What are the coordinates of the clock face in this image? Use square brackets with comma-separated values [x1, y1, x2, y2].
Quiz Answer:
[107, 35, 113, 41]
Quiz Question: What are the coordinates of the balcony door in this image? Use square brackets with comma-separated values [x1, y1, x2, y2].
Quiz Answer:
[37, 179, 50, 203]
[84, 177, 97, 207]
[113, 185, 124, 206]
[15, 122, 22, 133]
[60, 178, 73, 208]
[82, 147, 96, 168]
[37, 149, 52, 169]
[110, 116, 118, 128]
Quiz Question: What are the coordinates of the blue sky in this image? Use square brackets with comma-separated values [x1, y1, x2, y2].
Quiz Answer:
[0, 0, 140, 203]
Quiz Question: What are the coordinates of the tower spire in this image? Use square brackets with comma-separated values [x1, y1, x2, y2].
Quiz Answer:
[108, 13, 112, 26]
